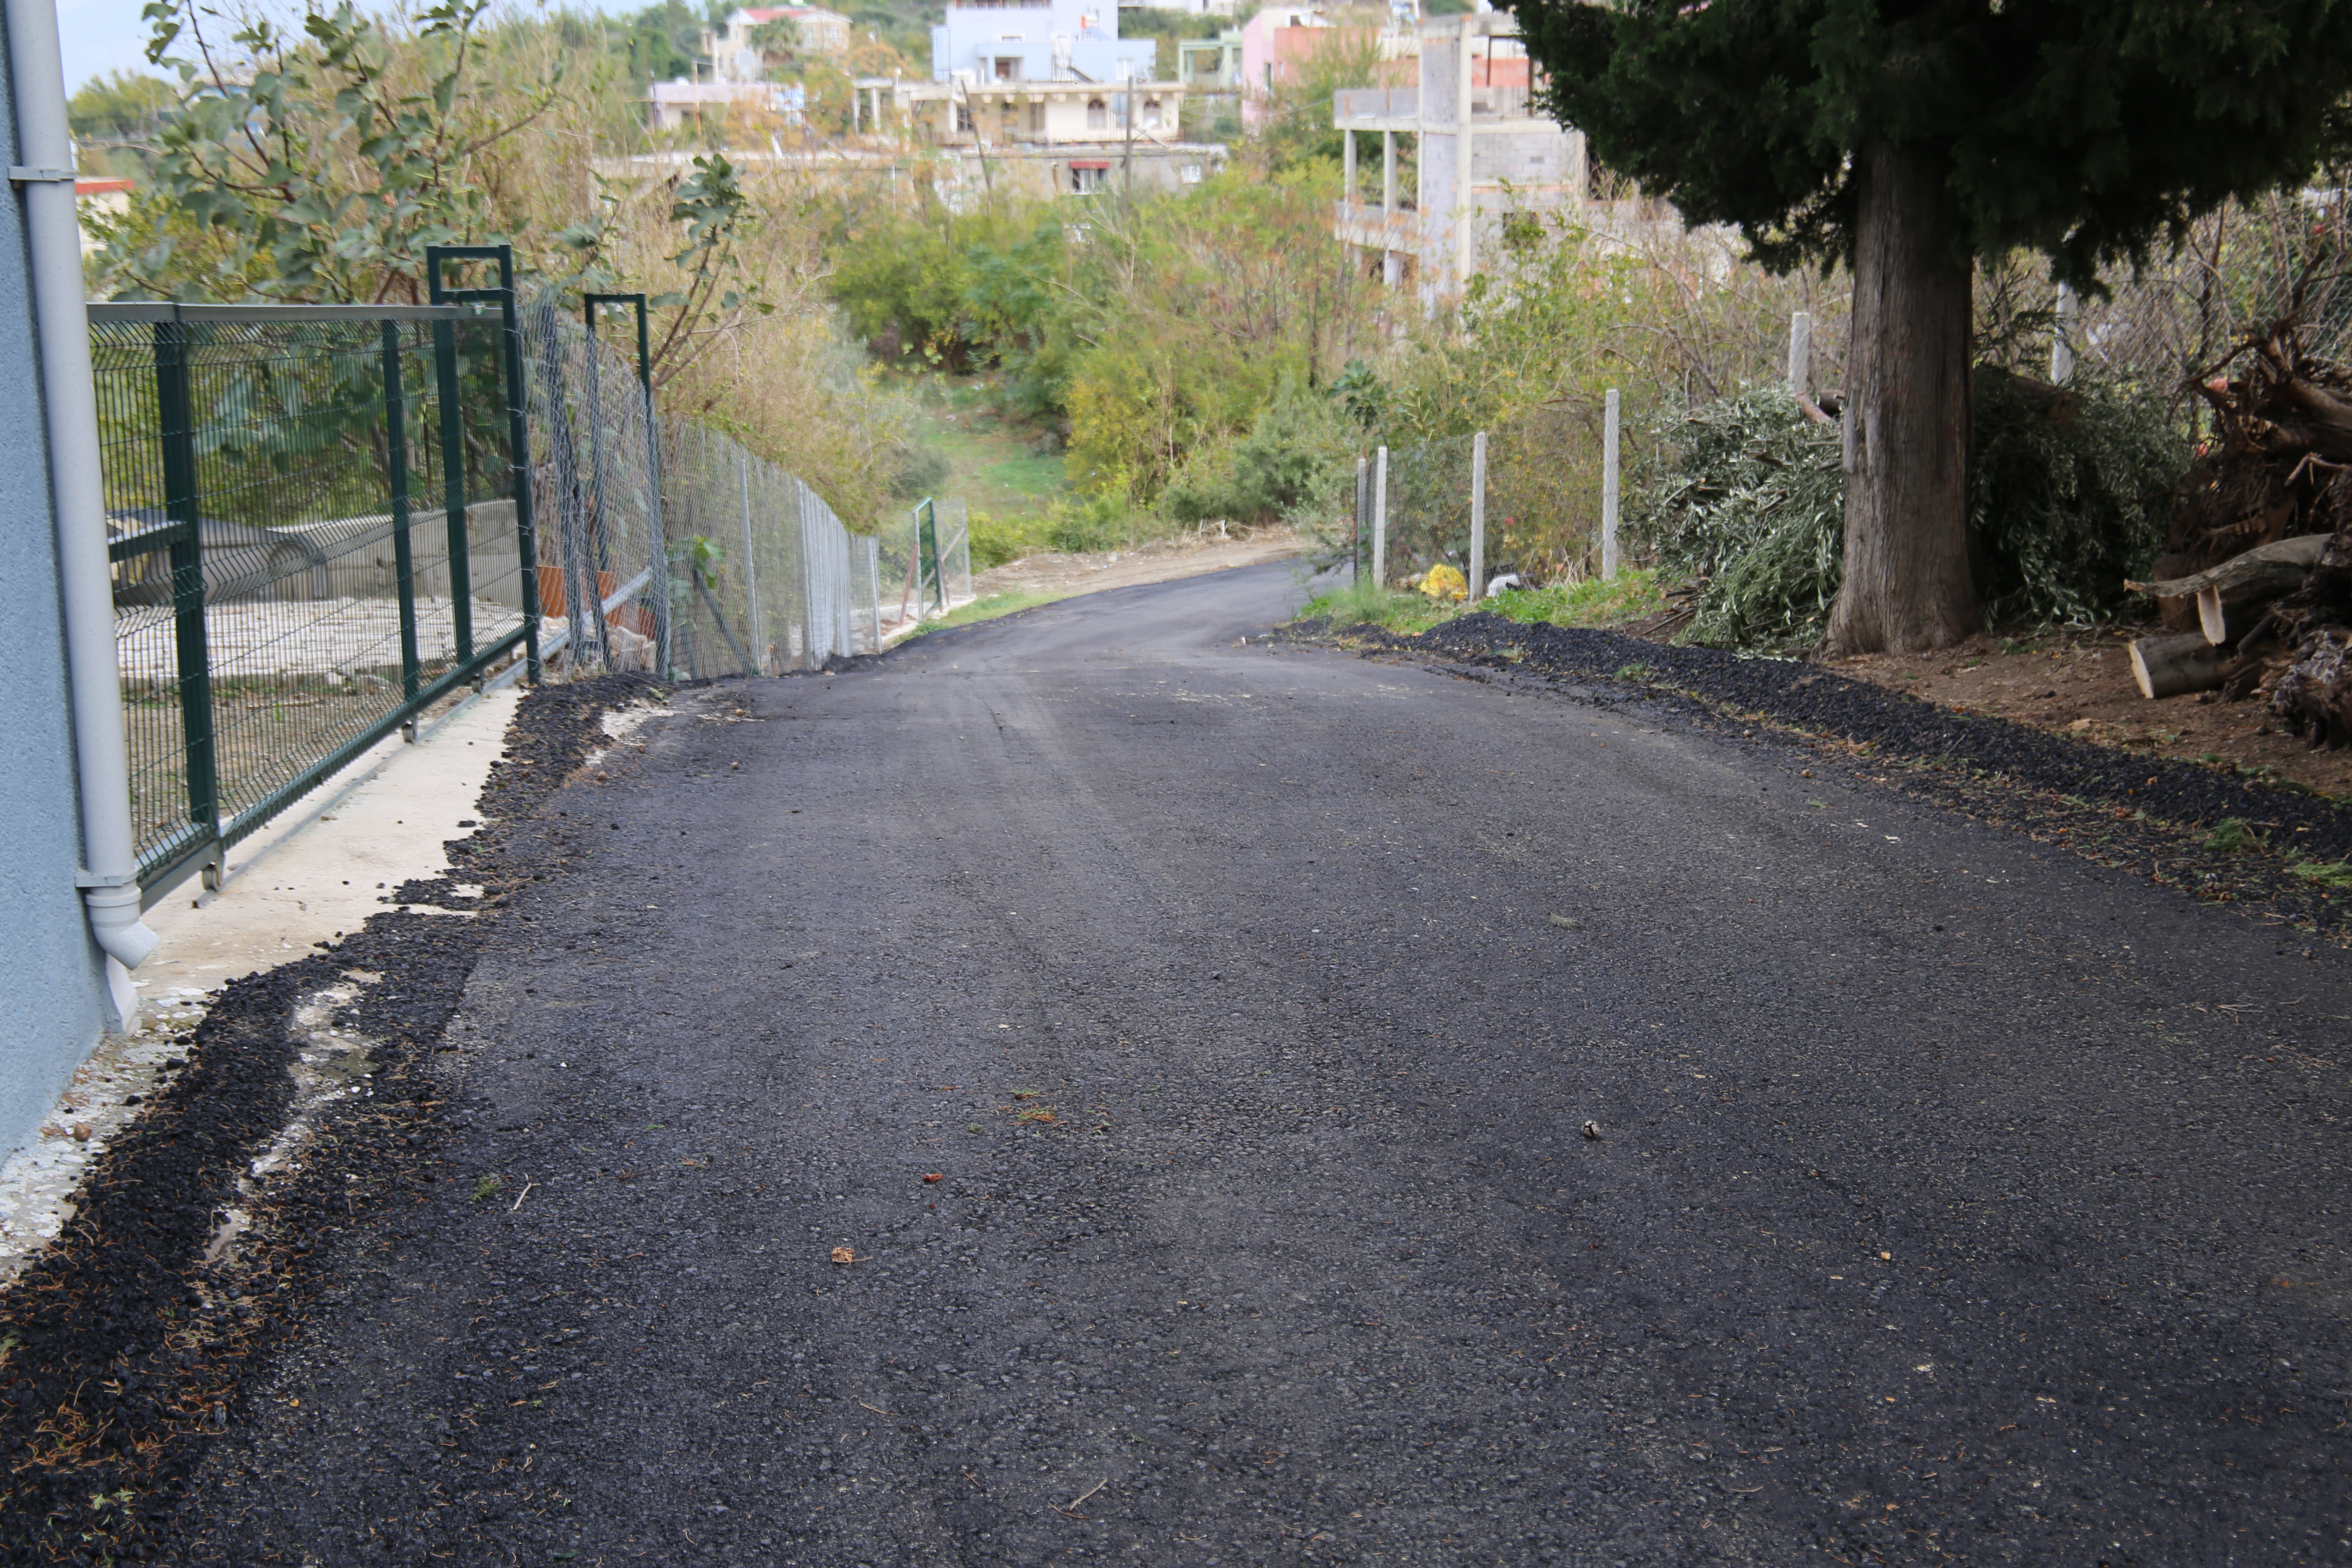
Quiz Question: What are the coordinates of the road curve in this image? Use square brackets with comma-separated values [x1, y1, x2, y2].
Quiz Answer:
[179, 562, 2352, 1566]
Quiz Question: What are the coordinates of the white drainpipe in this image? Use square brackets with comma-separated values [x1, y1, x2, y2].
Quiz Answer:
[7, 0, 159, 1025]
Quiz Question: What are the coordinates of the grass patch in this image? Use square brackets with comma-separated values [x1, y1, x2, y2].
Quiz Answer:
[1300, 567, 1668, 639]
[1483, 570, 1669, 631]
[471, 1174, 503, 1203]
[901, 588, 1067, 639]
[1300, 575, 1452, 634]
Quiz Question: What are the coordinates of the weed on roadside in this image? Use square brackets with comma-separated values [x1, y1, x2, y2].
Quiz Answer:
[2206, 818, 2262, 853]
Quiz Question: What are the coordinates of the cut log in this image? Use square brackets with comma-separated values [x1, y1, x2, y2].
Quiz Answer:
[2130, 533, 2330, 644]
[2128, 532, 2328, 600]
[2131, 633, 2230, 699]
[2196, 584, 2228, 644]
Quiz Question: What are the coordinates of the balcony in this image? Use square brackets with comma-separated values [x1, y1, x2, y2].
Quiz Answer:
[1334, 86, 1416, 127]
[1334, 199, 1423, 254]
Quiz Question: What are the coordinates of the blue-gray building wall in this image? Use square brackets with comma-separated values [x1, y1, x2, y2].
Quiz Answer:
[931, 0, 1155, 83]
[0, 15, 119, 1159]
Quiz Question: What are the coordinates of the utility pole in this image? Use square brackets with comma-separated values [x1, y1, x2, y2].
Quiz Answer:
[1122, 64, 1135, 208]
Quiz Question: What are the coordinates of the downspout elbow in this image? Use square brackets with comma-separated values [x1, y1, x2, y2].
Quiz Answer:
[83, 882, 159, 971]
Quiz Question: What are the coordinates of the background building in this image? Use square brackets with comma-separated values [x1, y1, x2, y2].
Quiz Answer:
[1334, 10, 1585, 300]
[931, 0, 1157, 87]
[646, 6, 847, 129]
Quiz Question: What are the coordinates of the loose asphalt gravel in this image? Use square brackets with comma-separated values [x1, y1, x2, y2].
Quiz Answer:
[16, 563, 2352, 1565]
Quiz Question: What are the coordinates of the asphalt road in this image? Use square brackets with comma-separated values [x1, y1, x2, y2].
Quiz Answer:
[180, 562, 2352, 1566]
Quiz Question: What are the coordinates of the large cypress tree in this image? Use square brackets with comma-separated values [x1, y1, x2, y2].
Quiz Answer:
[1511, 0, 2352, 652]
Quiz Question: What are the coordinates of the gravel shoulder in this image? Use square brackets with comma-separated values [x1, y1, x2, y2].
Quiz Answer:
[15, 570, 2351, 1566]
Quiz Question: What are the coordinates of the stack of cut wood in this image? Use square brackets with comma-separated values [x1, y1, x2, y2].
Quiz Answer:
[2126, 323, 2352, 744]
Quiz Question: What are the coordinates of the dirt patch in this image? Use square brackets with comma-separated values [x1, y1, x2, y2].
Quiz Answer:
[975, 527, 1308, 601]
[1818, 622, 2352, 802]
[0, 674, 655, 1567]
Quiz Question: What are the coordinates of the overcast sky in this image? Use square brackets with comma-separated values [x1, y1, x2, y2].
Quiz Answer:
[55, 0, 640, 98]
[60, 0, 162, 92]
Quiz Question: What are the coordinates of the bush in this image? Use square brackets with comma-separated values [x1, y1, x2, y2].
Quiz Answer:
[1162, 380, 1357, 529]
[1636, 387, 1845, 649]
[968, 511, 1046, 569]
[1970, 368, 2187, 625]
[1638, 371, 2191, 651]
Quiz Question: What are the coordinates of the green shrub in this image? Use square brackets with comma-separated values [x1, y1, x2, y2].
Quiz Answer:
[1970, 368, 2186, 625]
[1636, 387, 1845, 650]
[1162, 379, 1357, 529]
[1044, 494, 1133, 553]
[969, 511, 1047, 569]
[1637, 371, 2190, 652]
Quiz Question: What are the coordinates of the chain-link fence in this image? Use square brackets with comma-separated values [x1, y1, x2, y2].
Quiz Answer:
[95, 248, 901, 900]
[661, 419, 885, 676]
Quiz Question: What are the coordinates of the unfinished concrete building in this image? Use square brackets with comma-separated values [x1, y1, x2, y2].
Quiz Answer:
[1334, 11, 1584, 302]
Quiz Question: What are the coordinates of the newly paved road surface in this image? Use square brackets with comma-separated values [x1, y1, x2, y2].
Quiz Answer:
[186, 563, 2352, 1565]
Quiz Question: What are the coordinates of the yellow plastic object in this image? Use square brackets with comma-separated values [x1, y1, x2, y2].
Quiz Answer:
[1419, 564, 1468, 601]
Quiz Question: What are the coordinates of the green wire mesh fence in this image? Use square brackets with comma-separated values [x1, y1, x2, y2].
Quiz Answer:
[94, 301, 530, 899]
[95, 255, 897, 902]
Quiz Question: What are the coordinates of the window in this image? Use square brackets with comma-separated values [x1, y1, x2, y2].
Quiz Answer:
[1086, 96, 1108, 130]
[1140, 97, 1161, 128]
[1072, 164, 1107, 193]
[994, 55, 1017, 80]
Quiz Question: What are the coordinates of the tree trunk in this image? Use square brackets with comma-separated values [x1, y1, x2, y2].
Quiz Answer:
[1827, 138, 1977, 653]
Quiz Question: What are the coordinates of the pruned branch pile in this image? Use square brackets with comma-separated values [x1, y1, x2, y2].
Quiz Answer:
[2136, 323, 2352, 742]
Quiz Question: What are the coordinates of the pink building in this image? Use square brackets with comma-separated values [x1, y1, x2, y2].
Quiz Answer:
[1238, 7, 1330, 127]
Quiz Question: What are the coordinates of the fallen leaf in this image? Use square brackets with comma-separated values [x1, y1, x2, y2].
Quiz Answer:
[922, 1173, 945, 1183]
[830, 1246, 856, 1265]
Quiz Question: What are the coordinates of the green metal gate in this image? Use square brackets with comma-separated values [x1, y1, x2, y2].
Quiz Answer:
[94, 274, 534, 903]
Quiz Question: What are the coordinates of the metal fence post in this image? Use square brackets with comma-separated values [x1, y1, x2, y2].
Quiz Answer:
[432, 312, 473, 668]
[1468, 429, 1487, 603]
[588, 292, 669, 678]
[430, 244, 540, 683]
[739, 446, 765, 675]
[2052, 282, 2078, 385]
[1372, 445, 1388, 589]
[153, 318, 217, 878]
[1601, 386, 1621, 582]
[381, 320, 423, 720]
[533, 299, 594, 670]
[916, 496, 943, 614]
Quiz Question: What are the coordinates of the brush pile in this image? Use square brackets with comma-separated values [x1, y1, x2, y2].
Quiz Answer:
[2133, 325, 2352, 744]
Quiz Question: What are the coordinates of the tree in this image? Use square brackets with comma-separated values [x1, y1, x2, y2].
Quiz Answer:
[1511, 0, 2352, 651]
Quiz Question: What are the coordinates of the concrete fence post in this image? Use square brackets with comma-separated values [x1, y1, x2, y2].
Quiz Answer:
[2052, 282, 2078, 385]
[1372, 444, 1389, 589]
[1787, 310, 1811, 395]
[1601, 388, 1620, 582]
[1354, 455, 1369, 583]
[1468, 429, 1487, 603]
